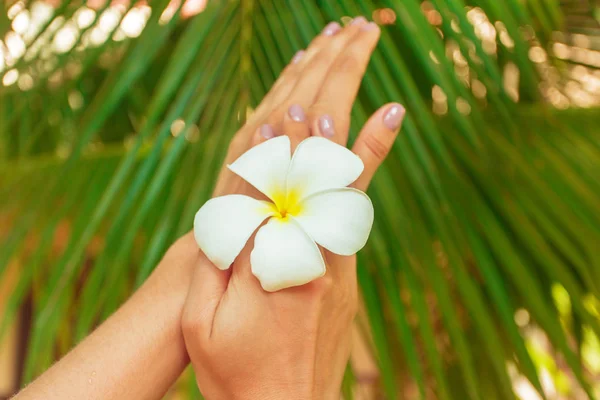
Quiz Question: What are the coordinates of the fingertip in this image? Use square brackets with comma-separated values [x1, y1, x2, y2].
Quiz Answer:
[322, 21, 342, 36]
[288, 103, 307, 122]
[382, 103, 406, 132]
[260, 124, 276, 139]
[351, 102, 405, 190]
[283, 104, 311, 150]
[252, 124, 275, 147]
[350, 16, 368, 26]
[360, 21, 380, 33]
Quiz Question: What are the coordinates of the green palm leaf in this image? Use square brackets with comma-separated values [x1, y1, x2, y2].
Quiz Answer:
[2, 0, 600, 398]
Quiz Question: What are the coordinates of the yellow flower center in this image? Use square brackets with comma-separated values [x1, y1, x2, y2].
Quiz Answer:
[270, 188, 303, 220]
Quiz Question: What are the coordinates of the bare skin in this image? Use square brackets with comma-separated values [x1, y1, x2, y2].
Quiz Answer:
[182, 18, 405, 400]
[14, 17, 405, 400]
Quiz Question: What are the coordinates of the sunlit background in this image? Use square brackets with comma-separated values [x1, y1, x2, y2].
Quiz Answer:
[5, 2, 600, 109]
[1, 0, 600, 399]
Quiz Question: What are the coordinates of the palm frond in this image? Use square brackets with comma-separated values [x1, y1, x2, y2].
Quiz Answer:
[2, 0, 600, 398]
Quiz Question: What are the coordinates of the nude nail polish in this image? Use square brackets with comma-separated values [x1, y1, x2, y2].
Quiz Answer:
[361, 22, 379, 31]
[351, 16, 367, 26]
[319, 115, 335, 138]
[260, 124, 275, 139]
[322, 22, 341, 36]
[383, 104, 406, 131]
[289, 104, 306, 122]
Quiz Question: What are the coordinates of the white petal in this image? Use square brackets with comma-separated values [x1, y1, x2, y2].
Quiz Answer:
[293, 188, 374, 256]
[251, 218, 325, 291]
[194, 195, 275, 270]
[228, 135, 291, 204]
[286, 137, 364, 200]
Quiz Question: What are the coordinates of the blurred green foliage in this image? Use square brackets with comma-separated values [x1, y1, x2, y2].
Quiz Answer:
[1, 0, 600, 398]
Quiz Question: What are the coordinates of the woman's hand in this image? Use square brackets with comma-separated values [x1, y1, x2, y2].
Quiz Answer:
[182, 17, 406, 400]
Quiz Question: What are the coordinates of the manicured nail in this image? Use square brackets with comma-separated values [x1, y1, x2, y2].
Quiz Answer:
[319, 115, 335, 138]
[383, 104, 406, 131]
[322, 22, 341, 36]
[260, 124, 275, 139]
[361, 22, 379, 31]
[351, 16, 367, 26]
[288, 104, 306, 122]
[292, 50, 305, 64]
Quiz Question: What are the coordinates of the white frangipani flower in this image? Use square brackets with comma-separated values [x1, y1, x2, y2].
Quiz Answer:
[194, 135, 374, 291]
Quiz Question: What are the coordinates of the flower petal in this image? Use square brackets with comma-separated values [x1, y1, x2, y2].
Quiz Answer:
[293, 188, 374, 256]
[251, 218, 326, 291]
[286, 137, 364, 200]
[194, 195, 275, 270]
[228, 135, 291, 204]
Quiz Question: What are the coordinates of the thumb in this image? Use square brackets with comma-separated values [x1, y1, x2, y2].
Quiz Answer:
[351, 103, 405, 191]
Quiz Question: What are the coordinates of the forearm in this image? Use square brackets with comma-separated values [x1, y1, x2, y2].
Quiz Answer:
[15, 235, 197, 400]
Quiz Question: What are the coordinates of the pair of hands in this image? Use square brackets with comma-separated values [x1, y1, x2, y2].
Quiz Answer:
[171, 17, 405, 399]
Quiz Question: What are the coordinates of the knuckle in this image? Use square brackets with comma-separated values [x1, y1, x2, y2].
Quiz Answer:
[335, 52, 363, 74]
[313, 274, 334, 294]
[307, 35, 328, 51]
[270, 78, 296, 102]
[362, 134, 390, 160]
[181, 310, 203, 339]
[308, 31, 343, 53]
[305, 54, 331, 73]
[308, 102, 328, 116]
[327, 36, 347, 54]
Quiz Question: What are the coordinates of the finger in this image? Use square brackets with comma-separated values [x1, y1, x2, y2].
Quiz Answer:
[264, 19, 344, 106]
[250, 104, 310, 154]
[250, 50, 307, 124]
[281, 18, 367, 111]
[229, 231, 263, 291]
[215, 54, 300, 197]
[215, 19, 364, 197]
[291, 21, 343, 69]
[250, 123, 277, 147]
[351, 103, 405, 191]
[249, 20, 343, 130]
[181, 251, 231, 341]
[222, 48, 308, 169]
[284, 104, 310, 150]
[223, 19, 353, 163]
[216, 124, 274, 199]
[310, 22, 381, 145]
[261, 19, 345, 109]
[227, 53, 304, 160]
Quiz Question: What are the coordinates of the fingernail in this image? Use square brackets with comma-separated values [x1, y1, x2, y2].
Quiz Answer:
[319, 115, 335, 138]
[351, 16, 367, 26]
[361, 22, 379, 31]
[260, 124, 275, 139]
[288, 104, 306, 122]
[322, 22, 341, 36]
[292, 50, 305, 64]
[383, 104, 406, 131]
